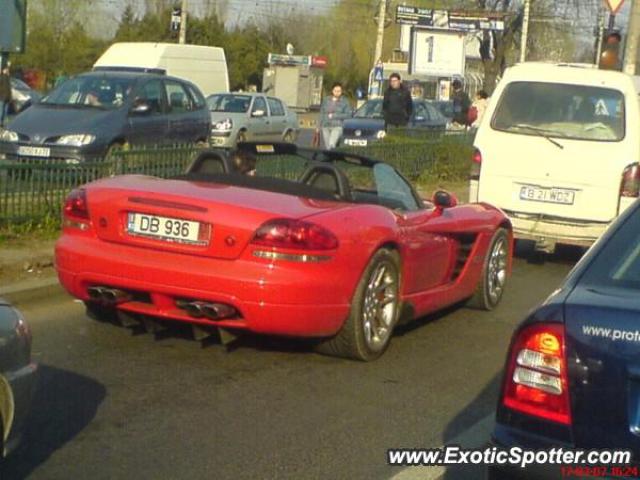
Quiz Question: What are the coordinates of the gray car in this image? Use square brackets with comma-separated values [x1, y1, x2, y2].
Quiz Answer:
[207, 93, 298, 147]
[0, 299, 37, 458]
[0, 71, 210, 164]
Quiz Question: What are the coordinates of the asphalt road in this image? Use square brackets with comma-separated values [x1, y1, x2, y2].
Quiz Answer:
[0, 250, 581, 480]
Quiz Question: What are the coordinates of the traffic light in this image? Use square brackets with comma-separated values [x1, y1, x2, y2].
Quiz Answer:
[599, 31, 622, 70]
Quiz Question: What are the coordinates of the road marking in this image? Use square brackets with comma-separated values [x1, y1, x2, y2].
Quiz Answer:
[389, 414, 494, 480]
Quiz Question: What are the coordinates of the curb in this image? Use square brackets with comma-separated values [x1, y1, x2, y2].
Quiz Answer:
[0, 277, 65, 305]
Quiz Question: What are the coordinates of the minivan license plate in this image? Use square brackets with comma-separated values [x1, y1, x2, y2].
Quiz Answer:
[519, 185, 575, 205]
[127, 213, 204, 245]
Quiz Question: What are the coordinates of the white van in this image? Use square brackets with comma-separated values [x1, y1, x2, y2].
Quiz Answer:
[94, 42, 229, 97]
[471, 62, 640, 253]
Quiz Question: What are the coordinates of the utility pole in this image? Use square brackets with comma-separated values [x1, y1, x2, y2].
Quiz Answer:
[595, 6, 606, 65]
[519, 0, 531, 63]
[179, 0, 188, 44]
[373, 0, 387, 68]
[624, 0, 640, 74]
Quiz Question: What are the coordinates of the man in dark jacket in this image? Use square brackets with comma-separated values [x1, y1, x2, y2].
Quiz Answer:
[382, 73, 413, 129]
[451, 79, 471, 126]
[0, 65, 11, 127]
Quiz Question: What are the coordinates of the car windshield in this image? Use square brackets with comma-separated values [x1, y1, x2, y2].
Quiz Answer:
[41, 75, 134, 109]
[492, 81, 625, 142]
[580, 208, 640, 291]
[11, 78, 31, 92]
[354, 100, 383, 119]
[207, 94, 252, 113]
[433, 101, 453, 118]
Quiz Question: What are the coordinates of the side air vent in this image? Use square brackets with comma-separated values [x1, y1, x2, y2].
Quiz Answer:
[451, 234, 477, 280]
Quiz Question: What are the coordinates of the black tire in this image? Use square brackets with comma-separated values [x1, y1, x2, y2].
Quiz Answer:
[467, 228, 510, 310]
[104, 142, 129, 177]
[236, 130, 247, 145]
[283, 130, 296, 143]
[315, 248, 401, 361]
[486, 466, 513, 480]
[84, 301, 116, 323]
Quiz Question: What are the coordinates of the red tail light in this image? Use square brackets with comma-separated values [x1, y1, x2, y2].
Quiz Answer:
[471, 149, 482, 179]
[251, 219, 339, 250]
[620, 163, 640, 198]
[63, 189, 89, 220]
[502, 323, 571, 425]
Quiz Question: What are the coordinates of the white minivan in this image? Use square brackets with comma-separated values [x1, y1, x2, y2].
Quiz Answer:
[94, 42, 229, 97]
[471, 62, 640, 253]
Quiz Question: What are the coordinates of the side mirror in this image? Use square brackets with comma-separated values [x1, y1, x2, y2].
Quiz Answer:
[432, 190, 458, 209]
[251, 109, 265, 118]
[130, 101, 151, 115]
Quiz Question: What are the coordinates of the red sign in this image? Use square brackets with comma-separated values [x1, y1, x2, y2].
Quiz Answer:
[311, 56, 328, 68]
[605, 0, 625, 14]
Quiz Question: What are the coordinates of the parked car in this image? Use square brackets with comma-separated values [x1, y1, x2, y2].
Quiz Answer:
[341, 98, 448, 147]
[55, 142, 512, 362]
[431, 100, 454, 123]
[206, 93, 298, 147]
[0, 299, 37, 459]
[0, 71, 210, 164]
[10, 78, 41, 114]
[490, 197, 640, 479]
[471, 62, 637, 253]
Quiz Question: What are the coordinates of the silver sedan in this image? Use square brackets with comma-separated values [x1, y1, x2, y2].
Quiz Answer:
[207, 93, 298, 147]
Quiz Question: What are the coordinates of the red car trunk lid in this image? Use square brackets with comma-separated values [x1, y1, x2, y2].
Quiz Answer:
[86, 175, 344, 259]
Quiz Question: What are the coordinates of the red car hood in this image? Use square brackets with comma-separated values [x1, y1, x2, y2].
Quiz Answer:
[84, 175, 347, 260]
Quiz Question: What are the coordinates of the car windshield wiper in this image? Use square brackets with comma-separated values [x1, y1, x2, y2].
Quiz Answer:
[510, 123, 565, 149]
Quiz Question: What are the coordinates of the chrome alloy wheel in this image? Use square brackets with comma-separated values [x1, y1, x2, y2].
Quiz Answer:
[362, 260, 399, 352]
[487, 237, 508, 304]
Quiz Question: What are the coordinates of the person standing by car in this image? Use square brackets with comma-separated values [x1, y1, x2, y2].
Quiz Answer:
[382, 73, 413, 129]
[0, 64, 12, 127]
[451, 79, 471, 127]
[317, 83, 352, 150]
[469, 90, 489, 128]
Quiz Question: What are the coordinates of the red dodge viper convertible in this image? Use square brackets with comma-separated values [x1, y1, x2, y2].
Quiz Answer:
[55, 143, 512, 361]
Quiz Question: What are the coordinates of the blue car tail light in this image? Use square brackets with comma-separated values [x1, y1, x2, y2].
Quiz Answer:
[501, 323, 572, 425]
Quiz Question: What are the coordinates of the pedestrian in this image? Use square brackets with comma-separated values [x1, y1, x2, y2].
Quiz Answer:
[469, 90, 489, 128]
[231, 150, 257, 176]
[0, 64, 12, 127]
[317, 82, 352, 150]
[382, 73, 413, 129]
[451, 79, 471, 127]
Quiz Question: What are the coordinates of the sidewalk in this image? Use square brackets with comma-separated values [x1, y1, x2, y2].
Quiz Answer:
[0, 238, 59, 303]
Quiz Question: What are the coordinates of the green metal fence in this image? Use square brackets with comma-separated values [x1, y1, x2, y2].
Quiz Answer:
[0, 145, 201, 225]
[0, 133, 474, 225]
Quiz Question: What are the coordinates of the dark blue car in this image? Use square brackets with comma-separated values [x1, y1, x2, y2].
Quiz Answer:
[341, 98, 448, 147]
[0, 71, 210, 164]
[491, 199, 640, 478]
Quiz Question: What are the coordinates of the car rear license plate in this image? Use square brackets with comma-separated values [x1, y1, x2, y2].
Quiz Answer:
[519, 185, 575, 205]
[127, 213, 206, 245]
[344, 139, 368, 146]
[17, 146, 50, 157]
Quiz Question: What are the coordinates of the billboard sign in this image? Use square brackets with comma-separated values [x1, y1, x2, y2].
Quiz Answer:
[409, 28, 466, 77]
[0, 0, 27, 53]
[267, 54, 310, 67]
[396, 5, 504, 32]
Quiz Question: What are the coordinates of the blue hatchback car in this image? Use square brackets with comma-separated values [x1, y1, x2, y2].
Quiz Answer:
[491, 199, 640, 478]
[0, 71, 210, 164]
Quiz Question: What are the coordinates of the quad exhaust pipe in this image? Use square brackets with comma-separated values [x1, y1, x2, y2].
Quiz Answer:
[177, 300, 237, 320]
[88, 286, 132, 305]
